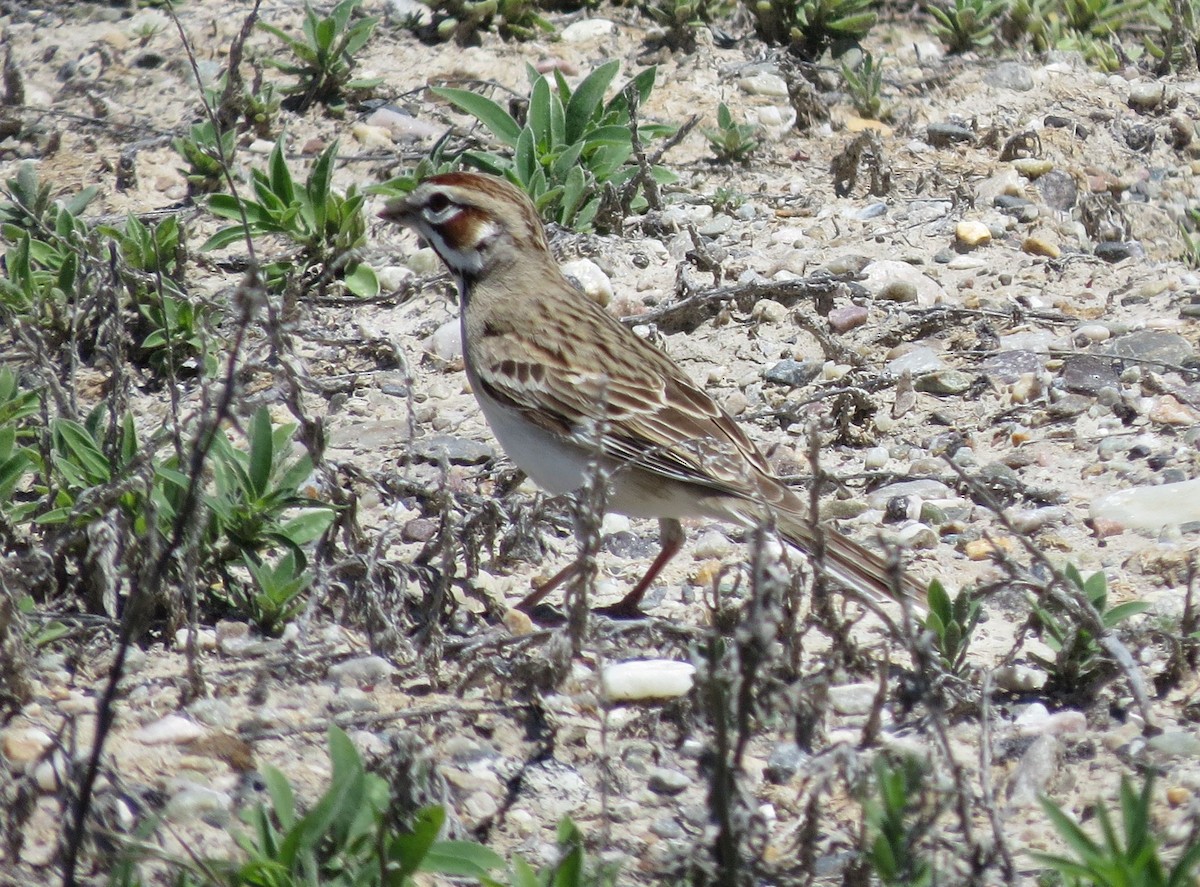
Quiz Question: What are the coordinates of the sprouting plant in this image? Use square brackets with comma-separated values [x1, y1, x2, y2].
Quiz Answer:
[0, 160, 97, 235]
[1028, 564, 1149, 697]
[426, 61, 677, 230]
[203, 406, 336, 570]
[703, 102, 761, 163]
[259, 0, 383, 113]
[862, 754, 939, 887]
[421, 0, 553, 43]
[16, 596, 69, 648]
[172, 120, 237, 195]
[929, 0, 1010, 52]
[99, 214, 182, 278]
[0, 368, 40, 525]
[202, 138, 380, 298]
[643, 0, 734, 49]
[748, 0, 877, 59]
[923, 579, 981, 676]
[710, 185, 745, 214]
[1035, 773, 1200, 886]
[841, 51, 885, 119]
[109, 724, 620, 886]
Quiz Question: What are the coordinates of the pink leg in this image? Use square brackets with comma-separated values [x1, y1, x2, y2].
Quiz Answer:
[597, 518, 685, 619]
[515, 518, 686, 619]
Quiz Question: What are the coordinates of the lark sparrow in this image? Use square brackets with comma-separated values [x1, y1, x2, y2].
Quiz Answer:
[380, 172, 915, 617]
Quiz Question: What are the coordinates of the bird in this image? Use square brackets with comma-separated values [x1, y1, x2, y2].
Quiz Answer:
[379, 171, 918, 618]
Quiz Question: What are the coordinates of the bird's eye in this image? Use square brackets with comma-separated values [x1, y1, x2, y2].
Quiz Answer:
[426, 192, 452, 213]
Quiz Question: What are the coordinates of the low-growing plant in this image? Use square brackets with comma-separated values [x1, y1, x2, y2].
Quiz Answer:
[1035, 773, 1200, 886]
[421, 0, 553, 43]
[110, 724, 620, 886]
[202, 406, 335, 570]
[748, 0, 877, 59]
[1029, 565, 1149, 697]
[703, 102, 761, 163]
[862, 754, 940, 887]
[924, 579, 981, 676]
[202, 138, 380, 298]
[428, 61, 677, 230]
[1003, 0, 1159, 69]
[259, 0, 383, 113]
[929, 0, 1009, 52]
[0, 160, 98, 235]
[173, 119, 237, 195]
[644, 0, 734, 49]
[0, 368, 39, 524]
[841, 50, 885, 119]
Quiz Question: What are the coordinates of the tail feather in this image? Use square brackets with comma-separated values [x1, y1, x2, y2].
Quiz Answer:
[773, 509, 927, 616]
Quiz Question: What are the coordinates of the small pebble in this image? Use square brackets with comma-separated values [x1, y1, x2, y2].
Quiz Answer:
[133, 715, 205, 746]
[955, 220, 991, 247]
[601, 660, 696, 702]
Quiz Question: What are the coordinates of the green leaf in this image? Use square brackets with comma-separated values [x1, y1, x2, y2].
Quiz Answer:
[422, 840, 506, 877]
[1102, 600, 1150, 628]
[565, 59, 620, 143]
[343, 262, 379, 298]
[431, 88, 521, 146]
[247, 407, 274, 499]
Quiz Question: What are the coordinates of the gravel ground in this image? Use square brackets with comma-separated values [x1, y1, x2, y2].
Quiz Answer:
[3, 0, 1200, 884]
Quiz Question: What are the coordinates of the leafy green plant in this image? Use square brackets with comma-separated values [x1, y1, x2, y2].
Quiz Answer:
[203, 138, 379, 298]
[111, 724, 619, 887]
[241, 550, 313, 635]
[841, 51, 885, 119]
[924, 579, 981, 676]
[703, 102, 761, 163]
[173, 120, 237, 195]
[1029, 565, 1149, 697]
[16, 595, 69, 648]
[1004, 0, 1158, 69]
[429, 61, 676, 230]
[643, 0, 734, 49]
[0, 163, 96, 337]
[1035, 773, 1200, 886]
[748, 0, 877, 59]
[421, 0, 553, 43]
[929, 0, 1009, 51]
[0, 160, 98, 235]
[203, 406, 335, 570]
[0, 368, 40, 524]
[862, 754, 938, 887]
[259, 0, 383, 113]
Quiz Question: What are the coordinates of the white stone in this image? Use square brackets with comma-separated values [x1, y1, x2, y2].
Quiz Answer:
[860, 260, 946, 307]
[1090, 477, 1200, 530]
[561, 259, 613, 307]
[428, 319, 463, 362]
[737, 73, 789, 97]
[133, 715, 205, 746]
[601, 660, 695, 701]
[560, 19, 616, 42]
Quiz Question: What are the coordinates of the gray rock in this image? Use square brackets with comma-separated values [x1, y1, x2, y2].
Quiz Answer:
[764, 359, 822, 388]
[995, 194, 1039, 222]
[915, 370, 974, 395]
[1006, 734, 1061, 808]
[1094, 241, 1144, 263]
[411, 434, 495, 466]
[887, 347, 945, 376]
[829, 682, 877, 715]
[1061, 354, 1119, 394]
[925, 122, 976, 147]
[1148, 731, 1200, 758]
[765, 742, 808, 783]
[980, 350, 1044, 382]
[867, 479, 952, 510]
[1104, 330, 1195, 366]
[986, 62, 1034, 91]
[648, 767, 692, 795]
[1034, 169, 1078, 211]
[327, 655, 395, 687]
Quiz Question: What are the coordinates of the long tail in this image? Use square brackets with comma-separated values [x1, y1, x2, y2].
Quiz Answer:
[773, 509, 927, 616]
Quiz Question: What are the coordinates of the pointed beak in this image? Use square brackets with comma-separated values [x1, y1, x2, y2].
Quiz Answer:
[378, 195, 415, 226]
